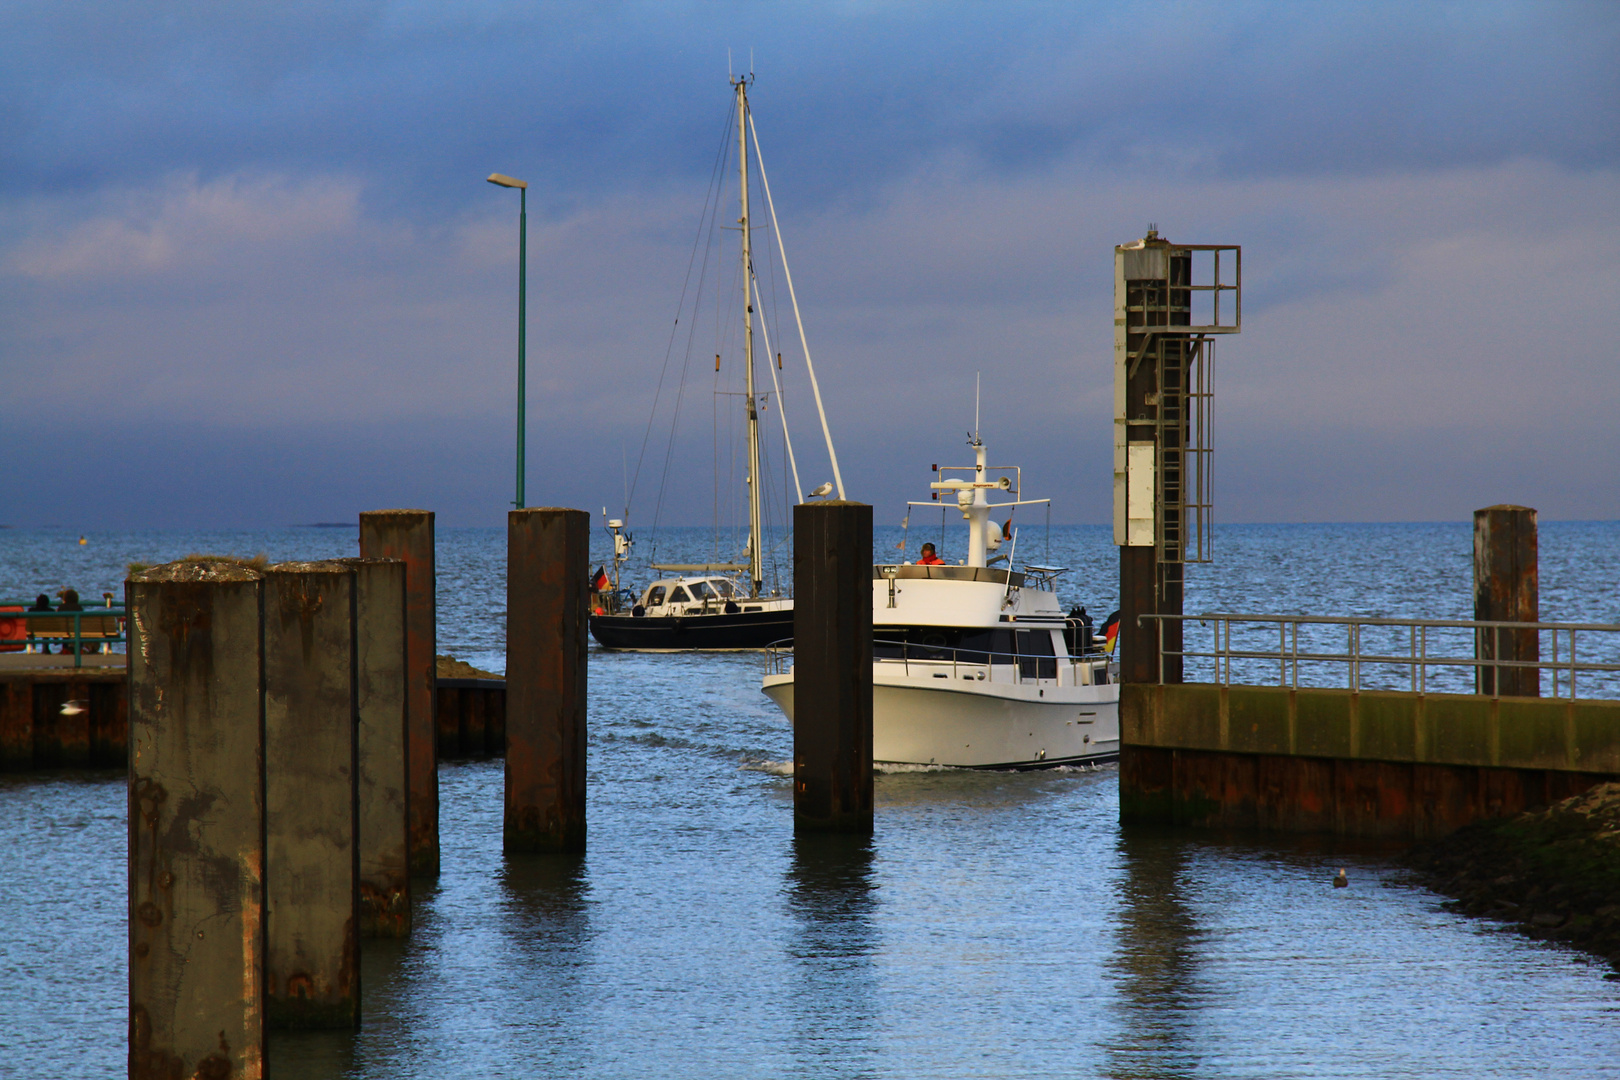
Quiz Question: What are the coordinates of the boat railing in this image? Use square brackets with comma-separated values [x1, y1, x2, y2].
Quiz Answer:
[764, 638, 1110, 686]
[1138, 612, 1620, 700]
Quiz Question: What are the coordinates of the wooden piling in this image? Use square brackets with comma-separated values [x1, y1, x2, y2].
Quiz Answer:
[339, 558, 411, 938]
[1474, 505, 1538, 697]
[792, 500, 873, 834]
[504, 508, 589, 853]
[128, 561, 266, 1080]
[262, 561, 359, 1029]
[358, 510, 439, 876]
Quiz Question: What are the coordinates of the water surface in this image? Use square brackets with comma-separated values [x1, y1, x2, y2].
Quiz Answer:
[3, 524, 1619, 1077]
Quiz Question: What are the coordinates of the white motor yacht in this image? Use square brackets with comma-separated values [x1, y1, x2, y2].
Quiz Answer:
[762, 434, 1120, 769]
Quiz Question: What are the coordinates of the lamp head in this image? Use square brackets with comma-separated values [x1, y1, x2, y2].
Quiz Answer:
[487, 173, 528, 190]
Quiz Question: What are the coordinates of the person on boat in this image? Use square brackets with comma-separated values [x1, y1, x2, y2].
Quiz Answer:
[917, 543, 944, 566]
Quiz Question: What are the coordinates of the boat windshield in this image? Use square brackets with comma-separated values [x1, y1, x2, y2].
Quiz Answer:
[646, 586, 666, 607]
[710, 579, 735, 598]
[689, 581, 715, 600]
[669, 586, 691, 604]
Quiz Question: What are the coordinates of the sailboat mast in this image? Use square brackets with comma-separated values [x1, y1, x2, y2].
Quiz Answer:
[736, 76, 765, 597]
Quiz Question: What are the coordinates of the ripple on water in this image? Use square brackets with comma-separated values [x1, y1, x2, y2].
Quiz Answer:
[6, 524, 1620, 1078]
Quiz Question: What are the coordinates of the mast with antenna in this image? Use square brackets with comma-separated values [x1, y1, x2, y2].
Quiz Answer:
[734, 73, 765, 598]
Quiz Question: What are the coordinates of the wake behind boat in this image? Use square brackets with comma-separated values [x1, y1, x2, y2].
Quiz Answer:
[590, 73, 845, 652]
[761, 431, 1121, 768]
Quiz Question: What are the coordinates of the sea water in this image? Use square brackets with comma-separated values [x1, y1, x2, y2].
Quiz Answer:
[3, 523, 1620, 1078]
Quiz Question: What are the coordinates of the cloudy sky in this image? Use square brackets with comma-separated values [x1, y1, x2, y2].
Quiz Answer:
[3, 1, 1617, 530]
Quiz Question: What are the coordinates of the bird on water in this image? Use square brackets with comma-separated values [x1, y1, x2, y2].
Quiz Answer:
[1334, 868, 1349, 888]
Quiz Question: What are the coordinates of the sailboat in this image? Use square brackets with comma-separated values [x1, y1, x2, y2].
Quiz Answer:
[589, 74, 842, 652]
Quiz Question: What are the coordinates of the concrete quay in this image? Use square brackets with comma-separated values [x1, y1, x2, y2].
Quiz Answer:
[1120, 682, 1620, 839]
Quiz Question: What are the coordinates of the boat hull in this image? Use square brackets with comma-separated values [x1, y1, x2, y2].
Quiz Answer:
[591, 608, 793, 651]
[761, 668, 1120, 769]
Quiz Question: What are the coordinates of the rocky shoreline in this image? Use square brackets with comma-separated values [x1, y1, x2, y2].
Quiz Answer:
[1407, 782, 1620, 974]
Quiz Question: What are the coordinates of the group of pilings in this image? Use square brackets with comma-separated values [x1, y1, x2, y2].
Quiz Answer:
[130, 511, 436, 1076]
[128, 501, 873, 1077]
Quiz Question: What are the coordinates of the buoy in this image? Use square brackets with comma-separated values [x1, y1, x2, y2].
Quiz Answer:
[1333, 868, 1349, 888]
[78, 536, 87, 546]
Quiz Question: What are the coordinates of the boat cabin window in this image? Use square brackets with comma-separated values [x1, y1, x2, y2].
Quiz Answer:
[669, 586, 691, 605]
[873, 627, 1013, 663]
[646, 586, 666, 608]
[689, 581, 714, 601]
[1015, 629, 1058, 680]
[711, 579, 735, 598]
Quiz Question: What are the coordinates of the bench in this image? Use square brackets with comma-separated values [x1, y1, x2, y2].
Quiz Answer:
[27, 613, 124, 653]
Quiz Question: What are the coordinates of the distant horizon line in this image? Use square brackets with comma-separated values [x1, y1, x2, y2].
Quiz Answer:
[4, 518, 1618, 532]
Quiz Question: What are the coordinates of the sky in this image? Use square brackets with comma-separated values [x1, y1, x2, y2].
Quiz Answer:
[3, 0, 1618, 531]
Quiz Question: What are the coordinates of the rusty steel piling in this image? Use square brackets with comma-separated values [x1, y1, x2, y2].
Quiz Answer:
[128, 561, 267, 1080]
[359, 510, 439, 876]
[1475, 505, 1539, 697]
[792, 501, 874, 834]
[504, 508, 589, 853]
[340, 557, 412, 938]
[262, 561, 360, 1029]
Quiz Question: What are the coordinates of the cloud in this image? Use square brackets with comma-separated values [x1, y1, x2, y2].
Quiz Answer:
[1, 2, 1617, 527]
[6, 173, 364, 279]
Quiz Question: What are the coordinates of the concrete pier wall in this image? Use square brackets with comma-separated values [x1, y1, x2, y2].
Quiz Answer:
[1121, 682, 1620, 838]
[0, 670, 126, 769]
[1, 673, 507, 770]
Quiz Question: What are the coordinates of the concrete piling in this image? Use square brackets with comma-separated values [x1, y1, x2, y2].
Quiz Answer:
[1474, 505, 1539, 697]
[359, 510, 439, 876]
[128, 561, 266, 1080]
[340, 558, 411, 938]
[504, 508, 589, 853]
[792, 500, 873, 834]
[262, 562, 360, 1029]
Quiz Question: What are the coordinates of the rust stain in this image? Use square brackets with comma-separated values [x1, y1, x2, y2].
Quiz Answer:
[192, 1051, 232, 1080]
[130, 1003, 188, 1080]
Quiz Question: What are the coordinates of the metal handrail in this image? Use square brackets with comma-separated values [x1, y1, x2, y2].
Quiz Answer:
[0, 606, 129, 668]
[1139, 612, 1620, 700]
[763, 637, 1111, 686]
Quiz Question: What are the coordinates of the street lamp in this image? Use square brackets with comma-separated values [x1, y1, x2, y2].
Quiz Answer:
[487, 172, 528, 509]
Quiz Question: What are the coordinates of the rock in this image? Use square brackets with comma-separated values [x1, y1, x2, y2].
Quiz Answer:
[1405, 780, 1620, 970]
[436, 654, 501, 680]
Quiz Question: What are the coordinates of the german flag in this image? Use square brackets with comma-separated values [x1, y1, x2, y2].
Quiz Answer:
[1102, 610, 1121, 654]
[591, 566, 609, 592]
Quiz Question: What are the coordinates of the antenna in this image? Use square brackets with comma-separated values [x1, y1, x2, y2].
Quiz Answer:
[728, 48, 733, 79]
[749, 47, 754, 75]
[975, 372, 981, 440]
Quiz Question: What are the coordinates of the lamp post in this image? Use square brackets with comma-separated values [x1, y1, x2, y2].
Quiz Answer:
[487, 172, 528, 509]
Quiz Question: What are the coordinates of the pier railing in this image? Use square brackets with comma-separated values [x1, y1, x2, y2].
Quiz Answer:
[0, 603, 128, 668]
[1140, 613, 1620, 700]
